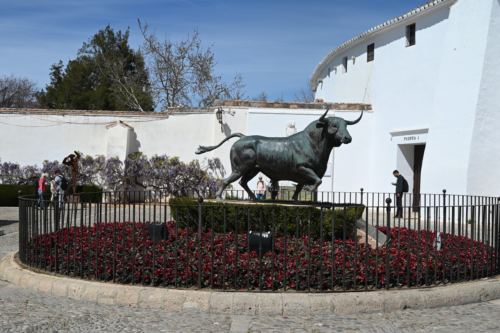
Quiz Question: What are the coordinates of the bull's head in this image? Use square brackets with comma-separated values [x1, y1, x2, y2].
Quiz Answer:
[318, 109, 363, 147]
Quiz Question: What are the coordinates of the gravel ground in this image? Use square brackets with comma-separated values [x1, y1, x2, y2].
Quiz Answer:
[2, 206, 500, 333]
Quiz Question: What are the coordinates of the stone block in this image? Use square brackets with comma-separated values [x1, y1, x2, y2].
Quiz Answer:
[422, 288, 462, 309]
[0, 256, 10, 278]
[209, 293, 233, 314]
[67, 281, 88, 300]
[232, 293, 257, 315]
[163, 290, 185, 312]
[139, 288, 165, 309]
[80, 284, 100, 303]
[183, 292, 211, 313]
[331, 294, 357, 315]
[19, 273, 32, 288]
[257, 293, 283, 315]
[283, 293, 310, 315]
[474, 282, 498, 302]
[27, 275, 42, 292]
[51, 279, 70, 297]
[356, 219, 387, 246]
[37, 277, 55, 293]
[308, 295, 333, 314]
[116, 287, 143, 307]
[5, 268, 24, 285]
[97, 285, 118, 305]
[355, 292, 384, 313]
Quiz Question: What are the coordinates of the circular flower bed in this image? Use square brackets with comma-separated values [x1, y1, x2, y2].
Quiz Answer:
[27, 221, 496, 290]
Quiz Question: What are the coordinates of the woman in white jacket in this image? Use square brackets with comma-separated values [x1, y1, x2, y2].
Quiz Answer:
[255, 176, 267, 199]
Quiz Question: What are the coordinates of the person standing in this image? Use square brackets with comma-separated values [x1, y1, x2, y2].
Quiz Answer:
[391, 170, 407, 218]
[255, 176, 267, 199]
[52, 170, 67, 230]
[268, 180, 280, 200]
[37, 174, 47, 209]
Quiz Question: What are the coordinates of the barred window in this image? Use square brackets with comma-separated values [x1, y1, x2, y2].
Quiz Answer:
[367, 43, 375, 62]
[406, 23, 416, 47]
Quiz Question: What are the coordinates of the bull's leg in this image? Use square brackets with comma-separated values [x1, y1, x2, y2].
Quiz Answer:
[292, 184, 304, 203]
[294, 166, 323, 202]
[238, 168, 260, 201]
[215, 172, 242, 202]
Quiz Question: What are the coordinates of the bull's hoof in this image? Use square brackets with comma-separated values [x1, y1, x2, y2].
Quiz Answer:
[216, 196, 224, 202]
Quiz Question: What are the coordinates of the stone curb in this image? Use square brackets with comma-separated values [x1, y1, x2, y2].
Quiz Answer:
[2, 251, 500, 315]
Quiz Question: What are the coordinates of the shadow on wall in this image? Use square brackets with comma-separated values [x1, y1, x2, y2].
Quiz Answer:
[128, 131, 141, 155]
[223, 123, 232, 136]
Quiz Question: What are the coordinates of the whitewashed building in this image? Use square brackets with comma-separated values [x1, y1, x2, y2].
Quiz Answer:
[310, 0, 500, 198]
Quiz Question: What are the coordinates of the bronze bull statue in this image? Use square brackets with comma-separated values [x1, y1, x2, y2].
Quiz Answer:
[196, 109, 363, 202]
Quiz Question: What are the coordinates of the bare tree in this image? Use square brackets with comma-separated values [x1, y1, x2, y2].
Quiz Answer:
[0, 75, 43, 108]
[252, 91, 268, 102]
[293, 81, 315, 103]
[93, 49, 152, 112]
[138, 20, 245, 108]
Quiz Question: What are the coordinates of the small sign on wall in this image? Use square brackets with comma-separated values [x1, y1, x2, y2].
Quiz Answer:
[390, 128, 429, 144]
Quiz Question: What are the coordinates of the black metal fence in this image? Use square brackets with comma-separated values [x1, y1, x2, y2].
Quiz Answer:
[18, 190, 500, 292]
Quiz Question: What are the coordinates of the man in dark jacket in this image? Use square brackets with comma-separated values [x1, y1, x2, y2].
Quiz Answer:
[391, 170, 405, 218]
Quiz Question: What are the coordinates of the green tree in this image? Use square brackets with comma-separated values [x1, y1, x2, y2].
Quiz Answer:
[40, 25, 154, 111]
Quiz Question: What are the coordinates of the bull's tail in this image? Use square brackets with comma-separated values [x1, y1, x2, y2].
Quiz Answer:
[195, 133, 245, 154]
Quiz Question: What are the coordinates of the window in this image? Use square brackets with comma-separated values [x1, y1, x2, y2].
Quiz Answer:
[406, 23, 416, 47]
[367, 43, 375, 62]
[342, 56, 348, 74]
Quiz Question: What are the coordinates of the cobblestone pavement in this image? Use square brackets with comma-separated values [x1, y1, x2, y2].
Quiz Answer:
[2, 207, 500, 332]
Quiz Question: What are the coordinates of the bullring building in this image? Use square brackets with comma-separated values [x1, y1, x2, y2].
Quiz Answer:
[310, 0, 500, 198]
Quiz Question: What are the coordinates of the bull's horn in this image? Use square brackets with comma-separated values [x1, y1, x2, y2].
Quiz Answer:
[345, 111, 363, 125]
[318, 108, 329, 123]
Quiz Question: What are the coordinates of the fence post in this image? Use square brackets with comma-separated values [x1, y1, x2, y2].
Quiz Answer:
[442, 189, 447, 284]
[197, 196, 203, 290]
[360, 188, 364, 206]
[18, 191, 23, 263]
[497, 197, 500, 274]
[386, 198, 392, 290]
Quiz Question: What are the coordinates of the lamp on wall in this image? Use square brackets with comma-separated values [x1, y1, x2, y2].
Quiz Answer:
[318, 78, 323, 83]
[216, 107, 224, 133]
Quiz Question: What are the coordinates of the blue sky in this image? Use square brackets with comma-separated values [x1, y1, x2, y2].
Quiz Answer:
[1, 0, 429, 103]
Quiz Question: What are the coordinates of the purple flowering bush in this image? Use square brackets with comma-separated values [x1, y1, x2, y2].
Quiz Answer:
[0, 154, 224, 197]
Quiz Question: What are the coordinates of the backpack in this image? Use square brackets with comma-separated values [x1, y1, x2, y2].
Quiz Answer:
[402, 178, 409, 193]
[60, 176, 69, 191]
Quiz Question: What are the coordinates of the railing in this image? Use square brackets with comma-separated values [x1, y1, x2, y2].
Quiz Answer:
[18, 190, 500, 292]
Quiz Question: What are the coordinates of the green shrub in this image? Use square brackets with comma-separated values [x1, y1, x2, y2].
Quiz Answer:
[169, 198, 364, 240]
[0, 184, 41, 207]
[0, 184, 101, 206]
[68, 185, 101, 203]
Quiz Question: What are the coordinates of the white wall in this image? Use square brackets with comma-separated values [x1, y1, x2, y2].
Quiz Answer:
[0, 111, 236, 180]
[421, 0, 495, 195]
[313, 0, 499, 197]
[466, 0, 500, 197]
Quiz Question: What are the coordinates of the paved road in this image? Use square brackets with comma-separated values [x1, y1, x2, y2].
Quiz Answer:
[2, 207, 500, 333]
